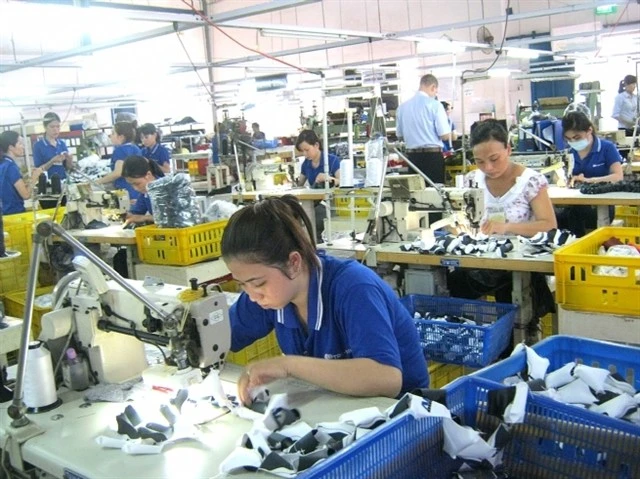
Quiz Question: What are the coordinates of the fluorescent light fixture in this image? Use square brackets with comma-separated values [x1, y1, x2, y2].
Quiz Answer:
[504, 47, 540, 59]
[260, 29, 348, 41]
[416, 39, 466, 54]
[512, 72, 579, 82]
[2, 85, 50, 99]
[323, 86, 375, 98]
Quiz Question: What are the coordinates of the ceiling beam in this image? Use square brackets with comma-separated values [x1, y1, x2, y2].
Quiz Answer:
[0, 0, 319, 74]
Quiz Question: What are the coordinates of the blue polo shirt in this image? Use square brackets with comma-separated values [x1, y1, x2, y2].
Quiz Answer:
[129, 193, 153, 216]
[0, 155, 25, 215]
[396, 91, 451, 149]
[570, 137, 621, 178]
[230, 251, 430, 395]
[442, 120, 456, 152]
[141, 144, 171, 169]
[111, 143, 142, 200]
[33, 137, 68, 179]
[301, 153, 340, 186]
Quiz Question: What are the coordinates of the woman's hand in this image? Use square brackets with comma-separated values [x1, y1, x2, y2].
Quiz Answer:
[314, 173, 336, 185]
[573, 173, 586, 184]
[238, 356, 290, 405]
[480, 220, 507, 235]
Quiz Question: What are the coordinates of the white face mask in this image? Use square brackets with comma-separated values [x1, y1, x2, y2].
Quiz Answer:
[568, 138, 589, 151]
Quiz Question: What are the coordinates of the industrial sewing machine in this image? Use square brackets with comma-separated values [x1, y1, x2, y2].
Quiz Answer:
[373, 175, 484, 242]
[244, 161, 291, 191]
[64, 183, 130, 227]
[39, 256, 231, 389]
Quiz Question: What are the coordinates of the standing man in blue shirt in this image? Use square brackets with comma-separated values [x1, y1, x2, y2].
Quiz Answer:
[139, 123, 171, 174]
[221, 196, 429, 405]
[396, 74, 452, 184]
[32, 112, 71, 180]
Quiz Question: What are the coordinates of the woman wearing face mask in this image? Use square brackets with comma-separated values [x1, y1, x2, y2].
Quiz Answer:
[557, 111, 623, 237]
[612, 75, 638, 135]
[121, 155, 165, 227]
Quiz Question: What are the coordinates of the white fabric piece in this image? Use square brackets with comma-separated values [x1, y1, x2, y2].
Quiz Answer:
[573, 364, 610, 393]
[385, 393, 452, 420]
[442, 418, 496, 461]
[240, 427, 272, 456]
[262, 394, 292, 431]
[604, 375, 637, 397]
[545, 362, 576, 389]
[122, 442, 164, 455]
[233, 406, 264, 421]
[199, 370, 234, 409]
[537, 389, 561, 401]
[338, 407, 385, 428]
[316, 421, 356, 436]
[557, 379, 598, 405]
[278, 422, 314, 441]
[95, 435, 128, 449]
[219, 447, 263, 474]
[589, 393, 637, 419]
[503, 375, 523, 386]
[503, 382, 528, 424]
[520, 345, 550, 380]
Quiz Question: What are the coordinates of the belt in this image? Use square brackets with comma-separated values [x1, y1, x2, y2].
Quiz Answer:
[407, 146, 442, 153]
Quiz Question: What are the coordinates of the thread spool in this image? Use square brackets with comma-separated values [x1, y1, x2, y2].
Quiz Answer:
[37, 173, 48, 195]
[339, 159, 354, 187]
[23, 341, 61, 413]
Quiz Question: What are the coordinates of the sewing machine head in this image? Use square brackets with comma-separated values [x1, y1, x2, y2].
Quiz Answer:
[382, 175, 484, 240]
[65, 183, 130, 226]
[39, 264, 231, 386]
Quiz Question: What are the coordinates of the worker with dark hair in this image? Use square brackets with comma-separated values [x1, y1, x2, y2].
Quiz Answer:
[221, 195, 429, 405]
[251, 122, 266, 141]
[0, 131, 42, 215]
[121, 155, 165, 226]
[33, 112, 71, 180]
[139, 123, 171, 174]
[96, 122, 142, 201]
[612, 74, 637, 135]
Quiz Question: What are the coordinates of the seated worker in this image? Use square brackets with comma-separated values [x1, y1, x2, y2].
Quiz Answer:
[556, 111, 623, 237]
[221, 195, 429, 405]
[96, 122, 142, 202]
[448, 120, 556, 312]
[0, 131, 43, 216]
[139, 123, 171, 174]
[295, 130, 341, 243]
[32, 112, 71, 180]
[122, 155, 164, 226]
[251, 122, 266, 141]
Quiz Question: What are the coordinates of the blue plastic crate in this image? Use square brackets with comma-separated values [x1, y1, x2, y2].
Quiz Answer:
[400, 295, 517, 368]
[471, 335, 640, 432]
[302, 376, 640, 479]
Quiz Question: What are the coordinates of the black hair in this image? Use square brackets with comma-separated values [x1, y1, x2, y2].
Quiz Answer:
[619, 74, 637, 93]
[420, 74, 438, 88]
[295, 130, 321, 150]
[470, 119, 509, 148]
[138, 123, 161, 142]
[122, 155, 165, 179]
[221, 195, 319, 276]
[43, 112, 61, 127]
[252, 122, 260, 129]
[113, 122, 137, 144]
[0, 131, 20, 155]
[562, 111, 595, 134]
[441, 101, 450, 111]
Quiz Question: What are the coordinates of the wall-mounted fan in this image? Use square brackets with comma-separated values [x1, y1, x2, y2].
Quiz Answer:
[476, 26, 495, 54]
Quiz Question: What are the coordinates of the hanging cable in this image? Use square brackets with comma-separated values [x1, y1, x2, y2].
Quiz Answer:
[462, 0, 511, 78]
[174, 26, 215, 100]
[180, 0, 316, 75]
[61, 87, 77, 124]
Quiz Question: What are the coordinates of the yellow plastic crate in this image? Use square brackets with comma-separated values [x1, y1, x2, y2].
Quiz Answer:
[2, 286, 54, 340]
[334, 189, 372, 218]
[540, 313, 554, 338]
[3, 208, 66, 266]
[226, 331, 281, 366]
[428, 362, 464, 388]
[0, 255, 30, 294]
[553, 227, 640, 316]
[615, 206, 639, 227]
[135, 219, 228, 266]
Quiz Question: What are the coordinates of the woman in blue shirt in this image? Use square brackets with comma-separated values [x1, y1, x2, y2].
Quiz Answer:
[558, 111, 623, 236]
[96, 122, 142, 201]
[0, 131, 42, 216]
[139, 123, 171, 174]
[122, 155, 164, 227]
[221, 195, 429, 405]
[295, 130, 341, 243]
[32, 112, 71, 180]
